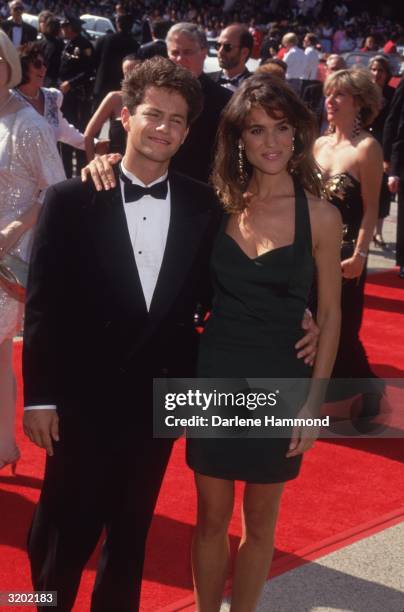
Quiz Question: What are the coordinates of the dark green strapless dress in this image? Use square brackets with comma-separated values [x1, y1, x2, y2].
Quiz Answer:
[186, 178, 314, 483]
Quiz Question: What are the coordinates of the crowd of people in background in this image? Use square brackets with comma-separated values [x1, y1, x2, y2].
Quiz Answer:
[1, 0, 404, 608]
[0, 0, 403, 57]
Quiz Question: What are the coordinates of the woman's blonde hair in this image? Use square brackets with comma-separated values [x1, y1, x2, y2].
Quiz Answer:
[324, 67, 382, 127]
[0, 29, 22, 88]
[212, 73, 322, 213]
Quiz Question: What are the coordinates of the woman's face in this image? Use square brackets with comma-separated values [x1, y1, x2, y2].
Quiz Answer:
[370, 61, 388, 88]
[0, 55, 11, 88]
[241, 105, 294, 176]
[325, 86, 358, 124]
[27, 55, 47, 88]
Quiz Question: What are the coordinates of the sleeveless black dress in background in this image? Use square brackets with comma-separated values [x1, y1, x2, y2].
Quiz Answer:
[186, 179, 314, 483]
[325, 173, 382, 399]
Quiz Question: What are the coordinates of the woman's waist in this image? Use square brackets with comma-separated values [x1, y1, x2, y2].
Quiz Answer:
[204, 311, 307, 344]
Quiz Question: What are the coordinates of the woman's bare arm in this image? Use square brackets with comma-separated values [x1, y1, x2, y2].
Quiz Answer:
[287, 199, 342, 457]
[84, 91, 122, 162]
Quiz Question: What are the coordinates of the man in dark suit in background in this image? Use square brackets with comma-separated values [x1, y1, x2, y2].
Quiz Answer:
[208, 24, 253, 92]
[23, 57, 218, 612]
[92, 13, 139, 110]
[137, 19, 169, 60]
[383, 77, 404, 278]
[166, 22, 232, 183]
[2, 0, 37, 47]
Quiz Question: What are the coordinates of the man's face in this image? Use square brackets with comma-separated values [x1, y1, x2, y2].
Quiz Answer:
[122, 85, 189, 164]
[326, 57, 342, 74]
[61, 24, 75, 39]
[216, 27, 245, 71]
[10, 1, 24, 22]
[38, 15, 49, 34]
[167, 32, 206, 77]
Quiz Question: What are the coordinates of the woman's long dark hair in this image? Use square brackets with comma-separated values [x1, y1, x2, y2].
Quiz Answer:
[212, 73, 323, 212]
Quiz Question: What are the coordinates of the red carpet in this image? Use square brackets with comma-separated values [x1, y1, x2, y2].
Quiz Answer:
[0, 269, 403, 611]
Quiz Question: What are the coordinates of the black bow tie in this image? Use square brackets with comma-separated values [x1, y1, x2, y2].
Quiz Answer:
[218, 75, 239, 86]
[12, 22, 22, 27]
[120, 170, 168, 202]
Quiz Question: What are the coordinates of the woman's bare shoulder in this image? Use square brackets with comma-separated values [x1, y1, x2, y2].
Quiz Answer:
[307, 194, 342, 232]
[313, 134, 331, 152]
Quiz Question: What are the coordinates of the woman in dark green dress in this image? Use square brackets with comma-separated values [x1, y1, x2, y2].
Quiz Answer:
[187, 74, 342, 611]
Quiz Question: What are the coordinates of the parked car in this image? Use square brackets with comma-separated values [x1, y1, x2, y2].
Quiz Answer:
[342, 51, 402, 76]
[80, 14, 115, 40]
[22, 13, 39, 30]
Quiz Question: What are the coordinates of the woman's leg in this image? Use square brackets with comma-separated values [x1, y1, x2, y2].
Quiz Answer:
[192, 473, 235, 612]
[0, 338, 19, 468]
[230, 481, 285, 612]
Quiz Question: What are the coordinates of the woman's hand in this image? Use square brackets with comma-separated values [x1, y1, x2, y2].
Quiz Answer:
[295, 309, 320, 366]
[341, 253, 365, 279]
[81, 153, 122, 191]
[286, 403, 320, 457]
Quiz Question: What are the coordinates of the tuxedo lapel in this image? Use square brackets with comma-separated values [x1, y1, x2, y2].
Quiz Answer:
[85, 184, 148, 314]
[148, 173, 212, 324]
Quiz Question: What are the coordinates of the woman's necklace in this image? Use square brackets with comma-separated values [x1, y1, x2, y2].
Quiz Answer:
[16, 87, 41, 101]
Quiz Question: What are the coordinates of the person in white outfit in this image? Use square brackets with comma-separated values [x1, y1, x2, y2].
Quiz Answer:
[303, 32, 319, 80]
[13, 41, 97, 151]
[0, 30, 65, 473]
[282, 32, 308, 94]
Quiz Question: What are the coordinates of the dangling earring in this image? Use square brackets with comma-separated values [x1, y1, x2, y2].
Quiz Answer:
[288, 135, 297, 174]
[238, 141, 247, 185]
[352, 111, 362, 139]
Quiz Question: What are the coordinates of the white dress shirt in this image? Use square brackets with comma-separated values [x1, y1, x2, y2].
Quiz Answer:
[12, 24, 23, 47]
[24, 163, 170, 412]
[304, 46, 319, 80]
[120, 162, 170, 311]
[284, 46, 308, 80]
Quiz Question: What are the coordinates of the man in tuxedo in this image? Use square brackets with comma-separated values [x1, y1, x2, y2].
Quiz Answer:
[22, 56, 218, 612]
[166, 22, 232, 183]
[92, 13, 139, 110]
[137, 19, 169, 60]
[383, 77, 404, 278]
[208, 24, 253, 92]
[2, 0, 37, 47]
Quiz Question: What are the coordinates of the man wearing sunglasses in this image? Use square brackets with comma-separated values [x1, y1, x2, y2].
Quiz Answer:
[209, 24, 253, 93]
[2, 0, 37, 48]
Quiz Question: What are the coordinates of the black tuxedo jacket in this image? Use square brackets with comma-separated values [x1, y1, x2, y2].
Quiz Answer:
[208, 67, 251, 87]
[170, 73, 232, 183]
[301, 81, 324, 130]
[93, 31, 139, 99]
[23, 170, 220, 424]
[138, 39, 167, 60]
[383, 78, 404, 177]
[1, 20, 37, 45]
